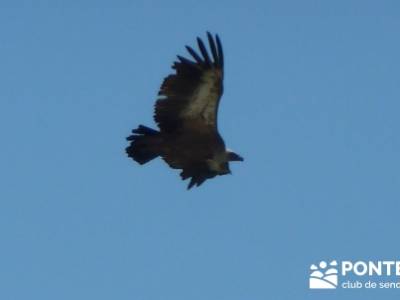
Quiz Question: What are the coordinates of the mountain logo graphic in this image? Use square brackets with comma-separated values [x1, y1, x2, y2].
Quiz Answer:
[309, 260, 338, 289]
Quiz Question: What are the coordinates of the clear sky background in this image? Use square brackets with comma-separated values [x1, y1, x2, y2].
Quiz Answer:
[1, 1, 399, 299]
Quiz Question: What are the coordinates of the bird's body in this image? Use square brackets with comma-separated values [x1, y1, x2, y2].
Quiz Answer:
[126, 32, 243, 189]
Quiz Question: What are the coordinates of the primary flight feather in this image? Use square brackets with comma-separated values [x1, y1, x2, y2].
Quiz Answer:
[126, 32, 243, 189]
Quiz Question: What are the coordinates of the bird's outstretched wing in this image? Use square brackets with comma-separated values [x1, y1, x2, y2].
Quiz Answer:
[154, 32, 224, 133]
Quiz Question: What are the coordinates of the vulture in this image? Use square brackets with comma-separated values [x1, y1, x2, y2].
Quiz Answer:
[126, 32, 243, 189]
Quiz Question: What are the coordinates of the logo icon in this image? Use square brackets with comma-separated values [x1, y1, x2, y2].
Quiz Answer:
[309, 260, 338, 289]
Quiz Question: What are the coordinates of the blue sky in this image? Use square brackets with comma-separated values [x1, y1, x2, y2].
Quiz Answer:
[1, 1, 399, 299]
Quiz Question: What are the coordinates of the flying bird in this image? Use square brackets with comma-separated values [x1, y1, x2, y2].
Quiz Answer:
[126, 32, 243, 189]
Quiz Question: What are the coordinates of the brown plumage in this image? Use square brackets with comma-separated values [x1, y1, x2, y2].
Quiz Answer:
[126, 32, 243, 189]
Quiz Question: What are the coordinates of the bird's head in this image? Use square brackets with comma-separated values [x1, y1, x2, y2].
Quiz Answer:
[206, 150, 243, 176]
[226, 150, 244, 162]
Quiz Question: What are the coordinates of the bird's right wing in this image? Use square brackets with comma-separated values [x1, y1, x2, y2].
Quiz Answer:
[154, 32, 224, 133]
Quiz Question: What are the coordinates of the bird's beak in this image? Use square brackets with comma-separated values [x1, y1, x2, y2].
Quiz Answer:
[228, 152, 244, 162]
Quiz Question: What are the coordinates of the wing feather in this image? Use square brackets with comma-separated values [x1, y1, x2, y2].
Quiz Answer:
[176, 55, 196, 66]
[216, 34, 224, 69]
[197, 37, 211, 66]
[185, 46, 203, 64]
[207, 32, 219, 66]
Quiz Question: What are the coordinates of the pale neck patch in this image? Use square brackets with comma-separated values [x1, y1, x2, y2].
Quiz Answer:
[206, 151, 230, 174]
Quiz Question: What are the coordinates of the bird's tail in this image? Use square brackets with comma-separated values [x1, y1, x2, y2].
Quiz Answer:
[126, 125, 162, 164]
